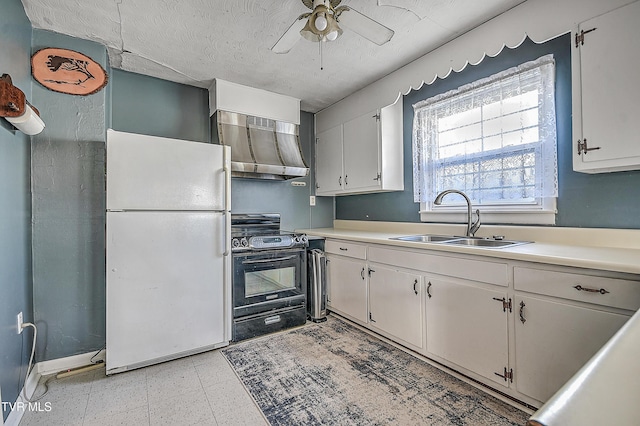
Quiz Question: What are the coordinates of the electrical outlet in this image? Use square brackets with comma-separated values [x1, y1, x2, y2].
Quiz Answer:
[17, 312, 23, 334]
[309, 196, 316, 206]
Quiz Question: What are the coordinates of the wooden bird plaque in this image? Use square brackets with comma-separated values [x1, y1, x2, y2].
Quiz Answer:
[31, 47, 108, 96]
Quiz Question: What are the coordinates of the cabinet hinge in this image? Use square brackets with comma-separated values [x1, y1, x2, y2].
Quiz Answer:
[368, 268, 375, 277]
[492, 297, 512, 313]
[575, 27, 596, 48]
[495, 367, 513, 383]
[577, 138, 601, 156]
[369, 312, 376, 323]
[372, 113, 380, 121]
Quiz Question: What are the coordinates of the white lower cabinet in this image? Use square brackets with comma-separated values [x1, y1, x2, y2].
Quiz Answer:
[323, 239, 640, 408]
[326, 254, 368, 324]
[426, 277, 510, 387]
[368, 264, 423, 351]
[514, 295, 630, 402]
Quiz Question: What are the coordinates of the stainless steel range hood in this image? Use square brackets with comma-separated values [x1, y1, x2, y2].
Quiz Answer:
[211, 110, 309, 180]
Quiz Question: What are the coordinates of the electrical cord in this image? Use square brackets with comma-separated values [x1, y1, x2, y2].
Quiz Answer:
[20, 322, 49, 402]
[90, 346, 105, 364]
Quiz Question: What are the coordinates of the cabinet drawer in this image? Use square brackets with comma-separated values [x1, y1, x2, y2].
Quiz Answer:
[325, 240, 367, 259]
[369, 245, 508, 287]
[514, 267, 640, 311]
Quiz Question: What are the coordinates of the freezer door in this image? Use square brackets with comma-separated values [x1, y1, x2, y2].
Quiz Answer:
[106, 129, 228, 211]
[106, 211, 229, 372]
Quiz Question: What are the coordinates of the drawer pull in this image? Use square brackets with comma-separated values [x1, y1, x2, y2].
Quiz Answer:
[339, 247, 348, 251]
[264, 315, 281, 325]
[573, 285, 610, 295]
[519, 301, 526, 324]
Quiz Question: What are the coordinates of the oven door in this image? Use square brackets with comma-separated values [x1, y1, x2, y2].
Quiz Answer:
[233, 248, 306, 316]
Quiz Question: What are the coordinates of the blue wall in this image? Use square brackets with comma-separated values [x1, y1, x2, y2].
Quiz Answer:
[30, 30, 108, 362]
[111, 69, 210, 142]
[0, 0, 33, 420]
[335, 34, 640, 229]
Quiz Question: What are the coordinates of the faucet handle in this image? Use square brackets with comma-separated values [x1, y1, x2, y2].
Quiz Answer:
[469, 209, 481, 236]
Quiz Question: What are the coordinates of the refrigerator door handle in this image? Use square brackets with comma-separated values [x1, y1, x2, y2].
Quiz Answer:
[222, 147, 231, 256]
[223, 210, 230, 256]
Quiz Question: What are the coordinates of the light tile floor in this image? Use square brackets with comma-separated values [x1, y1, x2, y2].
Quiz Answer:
[20, 350, 268, 426]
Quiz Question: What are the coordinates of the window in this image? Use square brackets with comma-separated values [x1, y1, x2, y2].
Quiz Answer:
[412, 55, 558, 224]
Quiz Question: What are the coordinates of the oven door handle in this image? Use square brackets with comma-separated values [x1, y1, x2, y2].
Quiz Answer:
[242, 255, 298, 265]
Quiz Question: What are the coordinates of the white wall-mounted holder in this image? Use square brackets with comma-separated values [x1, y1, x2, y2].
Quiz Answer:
[0, 73, 45, 135]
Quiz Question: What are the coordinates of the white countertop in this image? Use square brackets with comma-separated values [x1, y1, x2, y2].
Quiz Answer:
[299, 221, 640, 276]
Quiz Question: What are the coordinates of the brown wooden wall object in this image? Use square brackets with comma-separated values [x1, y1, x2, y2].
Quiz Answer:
[31, 48, 108, 96]
[0, 74, 26, 117]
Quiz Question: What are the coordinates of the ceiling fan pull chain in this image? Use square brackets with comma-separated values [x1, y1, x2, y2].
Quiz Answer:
[319, 39, 324, 71]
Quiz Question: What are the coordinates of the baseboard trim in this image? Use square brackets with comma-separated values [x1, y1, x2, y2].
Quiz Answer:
[36, 350, 105, 376]
[3, 363, 41, 426]
[4, 350, 105, 426]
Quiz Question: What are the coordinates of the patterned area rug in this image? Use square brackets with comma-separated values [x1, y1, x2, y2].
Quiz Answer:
[222, 316, 528, 425]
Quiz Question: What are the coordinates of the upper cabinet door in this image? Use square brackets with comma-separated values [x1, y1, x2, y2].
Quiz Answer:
[343, 110, 380, 191]
[106, 130, 227, 211]
[573, 1, 640, 173]
[315, 125, 344, 195]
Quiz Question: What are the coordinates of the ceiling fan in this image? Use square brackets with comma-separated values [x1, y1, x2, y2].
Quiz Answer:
[271, 0, 394, 54]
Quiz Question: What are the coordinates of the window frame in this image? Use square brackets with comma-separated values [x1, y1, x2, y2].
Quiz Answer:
[413, 55, 558, 225]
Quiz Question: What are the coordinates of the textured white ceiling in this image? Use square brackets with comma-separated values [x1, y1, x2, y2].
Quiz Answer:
[21, 0, 524, 113]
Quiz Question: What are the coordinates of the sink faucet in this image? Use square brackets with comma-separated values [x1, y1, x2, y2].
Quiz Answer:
[433, 189, 481, 237]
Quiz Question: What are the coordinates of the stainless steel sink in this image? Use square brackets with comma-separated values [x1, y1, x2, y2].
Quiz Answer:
[390, 234, 459, 243]
[390, 234, 531, 248]
[441, 238, 531, 248]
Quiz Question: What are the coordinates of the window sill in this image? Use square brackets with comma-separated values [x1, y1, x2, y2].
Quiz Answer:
[419, 209, 556, 225]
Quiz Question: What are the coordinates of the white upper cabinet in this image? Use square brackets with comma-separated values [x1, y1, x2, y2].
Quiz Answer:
[315, 100, 404, 196]
[572, 1, 640, 173]
[315, 125, 344, 194]
[342, 110, 381, 192]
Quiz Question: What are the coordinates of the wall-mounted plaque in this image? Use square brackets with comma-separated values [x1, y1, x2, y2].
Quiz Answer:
[31, 48, 108, 96]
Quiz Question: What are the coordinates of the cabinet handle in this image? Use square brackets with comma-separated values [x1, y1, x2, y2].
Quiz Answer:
[573, 284, 610, 295]
[426, 281, 432, 299]
[361, 267, 365, 280]
[519, 301, 526, 324]
[413, 279, 418, 295]
[369, 312, 376, 323]
[345, 174, 348, 186]
[368, 268, 375, 277]
[339, 176, 342, 186]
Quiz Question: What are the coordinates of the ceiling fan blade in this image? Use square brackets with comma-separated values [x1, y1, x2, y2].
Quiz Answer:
[271, 16, 307, 54]
[336, 7, 394, 45]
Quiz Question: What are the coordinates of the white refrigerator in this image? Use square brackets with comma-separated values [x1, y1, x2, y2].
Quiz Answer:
[105, 129, 231, 374]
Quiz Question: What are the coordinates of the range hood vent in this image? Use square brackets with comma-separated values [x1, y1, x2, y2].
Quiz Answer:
[212, 111, 309, 180]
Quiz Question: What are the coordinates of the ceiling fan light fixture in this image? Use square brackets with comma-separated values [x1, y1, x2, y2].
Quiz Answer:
[300, 3, 342, 43]
[315, 13, 328, 31]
